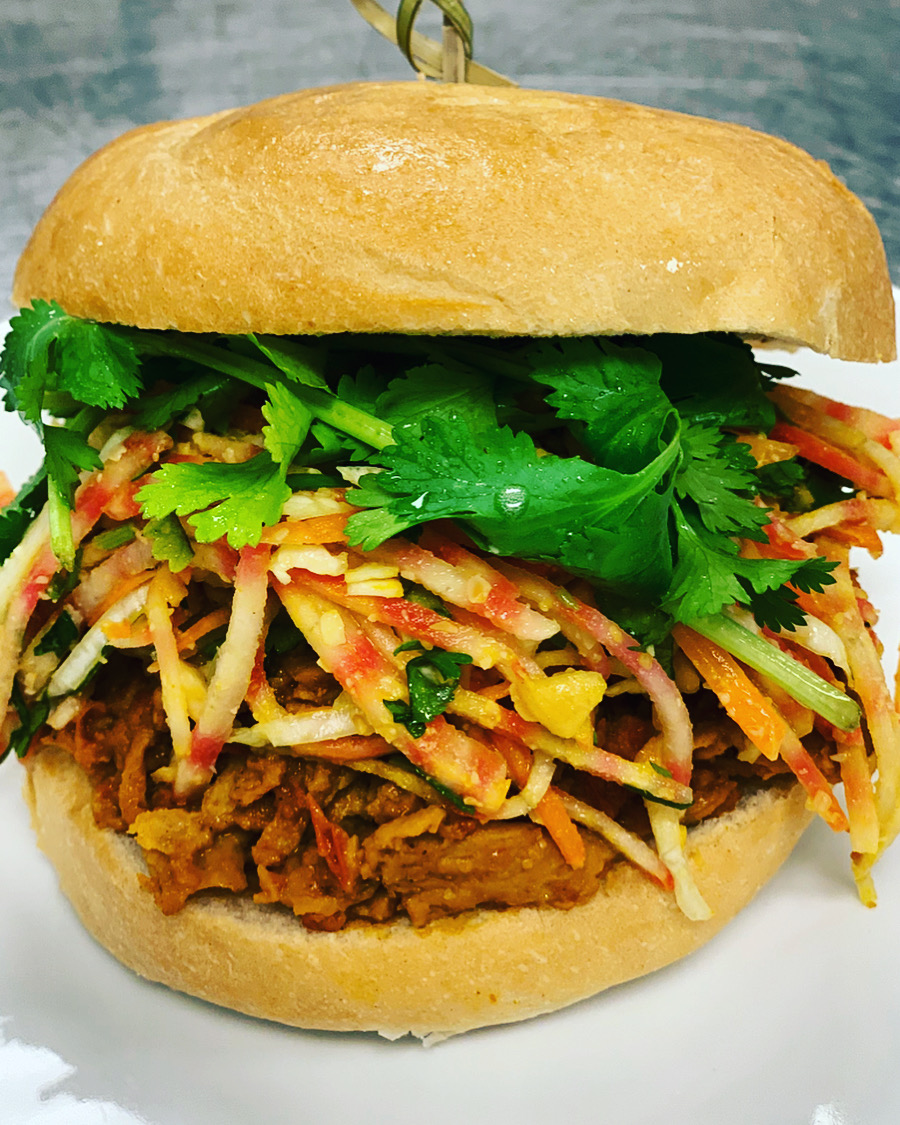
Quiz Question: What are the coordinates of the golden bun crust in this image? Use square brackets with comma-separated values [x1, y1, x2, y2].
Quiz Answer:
[13, 82, 895, 362]
[25, 746, 812, 1037]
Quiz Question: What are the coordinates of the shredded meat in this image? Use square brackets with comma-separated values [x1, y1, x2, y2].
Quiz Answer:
[36, 664, 837, 931]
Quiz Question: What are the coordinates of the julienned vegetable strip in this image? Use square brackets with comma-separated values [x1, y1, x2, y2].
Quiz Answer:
[673, 626, 848, 832]
[687, 613, 861, 732]
[797, 547, 900, 865]
[182, 543, 271, 786]
[671, 625, 786, 761]
[491, 732, 586, 869]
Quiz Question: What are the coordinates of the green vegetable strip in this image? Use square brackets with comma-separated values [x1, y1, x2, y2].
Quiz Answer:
[126, 331, 394, 450]
[689, 613, 861, 732]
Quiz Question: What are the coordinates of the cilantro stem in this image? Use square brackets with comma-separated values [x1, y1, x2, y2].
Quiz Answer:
[123, 331, 394, 451]
[47, 475, 75, 571]
[689, 613, 861, 732]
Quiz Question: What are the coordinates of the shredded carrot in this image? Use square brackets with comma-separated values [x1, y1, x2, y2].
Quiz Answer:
[290, 735, 392, 761]
[246, 635, 283, 724]
[175, 608, 230, 653]
[825, 522, 884, 556]
[492, 731, 585, 868]
[260, 514, 349, 546]
[769, 421, 890, 495]
[672, 625, 786, 761]
[101, 619, 134, 641]
[674, 625, 848, 832]
[532, 790, 587, 869]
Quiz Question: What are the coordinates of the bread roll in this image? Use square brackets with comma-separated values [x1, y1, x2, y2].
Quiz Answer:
[26, 747, 812, 1037]
[13, 82, 895, 360]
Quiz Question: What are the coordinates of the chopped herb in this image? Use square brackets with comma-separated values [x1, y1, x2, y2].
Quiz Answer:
[93, 524, 136, 551]
[4, 683, 50, 762]
[34, 610, 80, 657]
[385, 645, 473, 738]
[46, 549, 83, 602]
[144, 514, 193, 572]
[0, 468, 47, 564]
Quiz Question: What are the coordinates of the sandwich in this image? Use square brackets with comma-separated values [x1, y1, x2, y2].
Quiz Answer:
[1, 80, 898, 1038]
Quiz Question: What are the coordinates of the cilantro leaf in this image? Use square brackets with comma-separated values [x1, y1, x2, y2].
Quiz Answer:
[529, 338, 675, 472]
[675, 424, 768, 539]
[262, 382, 312, 466]
[44, 427, 102, 496]
[665, 504, 828, 629]
[744, 557, 838, 632]
[133, 371, 232, 431]
[755, 458, 852, 514]
[375, 364, 498, 434]
[4, 682, 50, 763]
[137, 454, 290, 548]
[34, 610, 80, 657]
[250, 335, 329, 390]
[0, 468, 47, 563]
[0, 301, 141, 422]
[647, 333, 776, 430]
[385, 646, 473, 738]
[348, 414, 679, 597]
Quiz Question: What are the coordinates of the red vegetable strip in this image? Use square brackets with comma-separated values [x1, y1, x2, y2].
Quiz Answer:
[185, 543, 271, 779]
[276, 584, 510, 815]
[289, 570, 514, 667]
[71, 538, 154, 623]
[146, 568, 192, 763]
[797, 546, 900, 860]
[769, 421, 890, 496]
[832, 728, 880, 857]
[0, 432, 171, 731]
[770, 386, 900, 496]
[381, 529, 558, 642]
[782, 497, 900, 539]
[673, 625, 786, 761]
[775, 385, 900, 450]
[557, 791, 674, 890]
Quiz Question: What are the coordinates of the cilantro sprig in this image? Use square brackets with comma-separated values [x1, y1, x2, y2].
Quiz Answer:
[0, 302, 142, 567]
[0, 305, 838, 639]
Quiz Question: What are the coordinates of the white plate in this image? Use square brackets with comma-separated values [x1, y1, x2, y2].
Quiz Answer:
[1, 304, 899, 1125]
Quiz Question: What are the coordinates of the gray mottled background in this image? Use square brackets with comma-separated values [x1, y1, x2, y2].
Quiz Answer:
[1, 0, 898, 303]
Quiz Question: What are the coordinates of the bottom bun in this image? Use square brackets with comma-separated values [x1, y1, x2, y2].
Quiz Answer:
[25, 747, 812, 1037]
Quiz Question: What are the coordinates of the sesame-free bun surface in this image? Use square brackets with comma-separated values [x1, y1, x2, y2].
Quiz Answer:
[25, 746, 812, 1037]
[13, 82, 895, 362]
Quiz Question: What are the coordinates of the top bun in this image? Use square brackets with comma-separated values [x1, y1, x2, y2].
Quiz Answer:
[13, 81, 896, 361]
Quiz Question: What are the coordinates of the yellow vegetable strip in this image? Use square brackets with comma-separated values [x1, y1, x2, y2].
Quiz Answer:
[449, 687, 692, 806]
